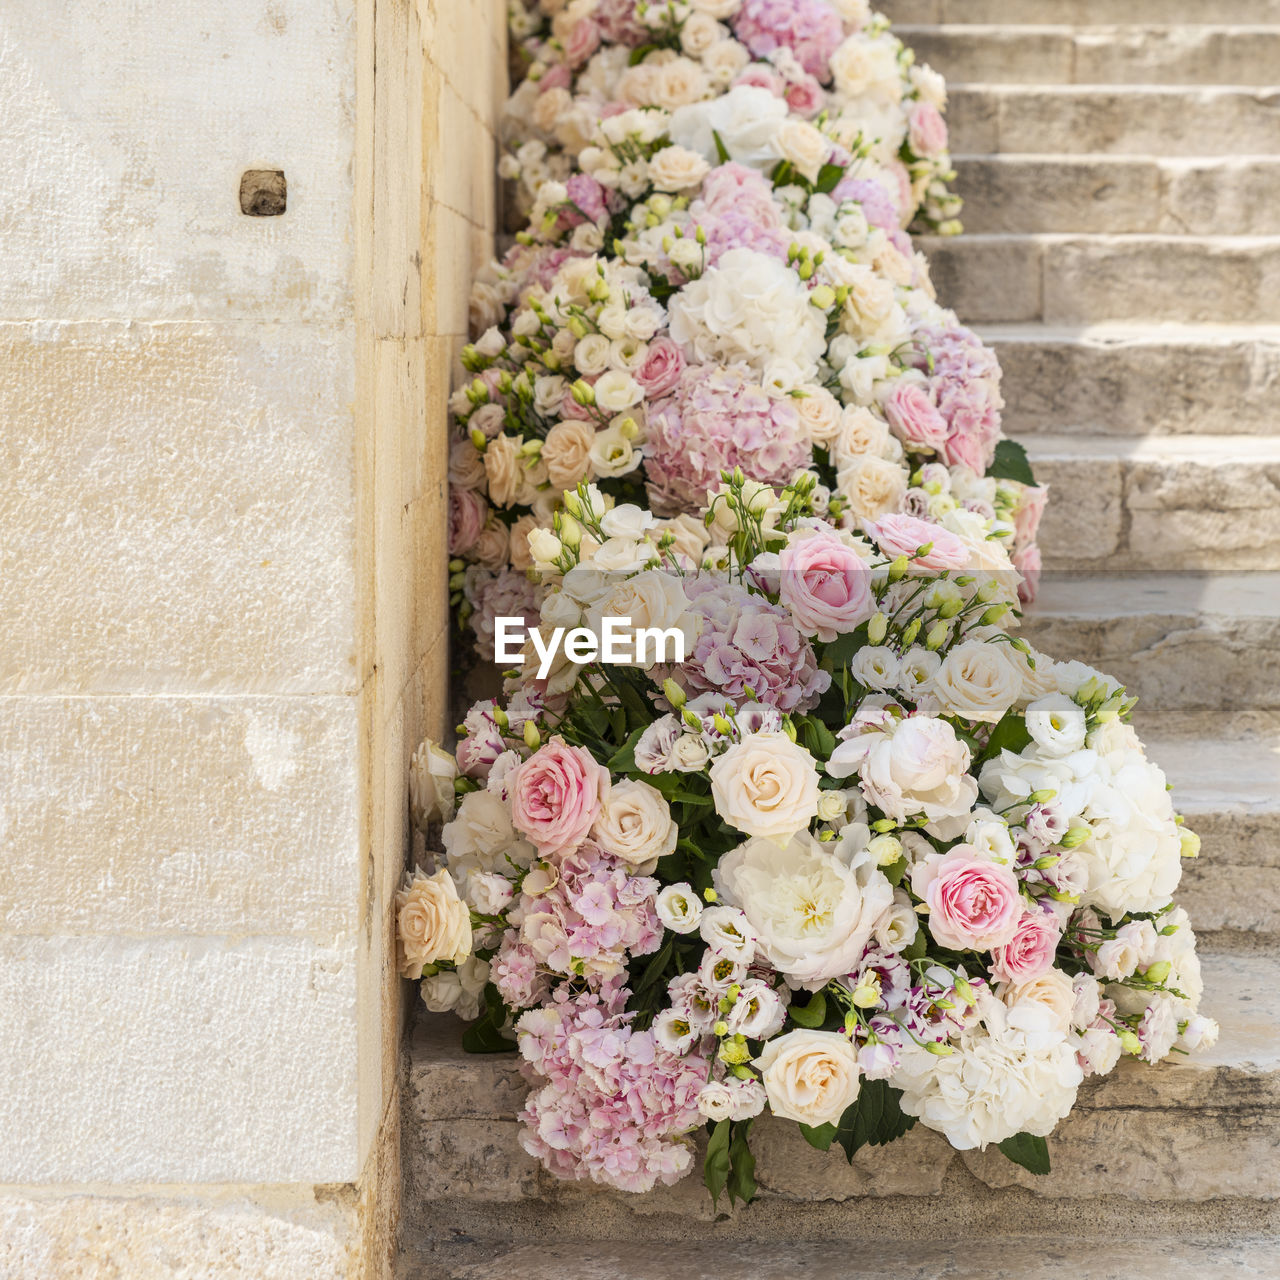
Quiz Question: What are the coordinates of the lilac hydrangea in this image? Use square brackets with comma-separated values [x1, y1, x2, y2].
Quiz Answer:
[668, 575, 831, 714]
[644, 365, 812, 514]
[731, 0, 846, 82]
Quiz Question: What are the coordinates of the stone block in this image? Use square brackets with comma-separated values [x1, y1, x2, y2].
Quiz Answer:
[0, 322, 357, 695]
[0, 1189, 355, 1280]
[1042, 237, 1280, 325]
[0, 695, 359, 936]
[915, 236, 1042, 324]
[0, 934, 359, 1183]
[1028, 453, 1123, 565]
[0, 2, 356, 322]
[1160, 159, 1280, 236]
[898, 29, 1074, 84]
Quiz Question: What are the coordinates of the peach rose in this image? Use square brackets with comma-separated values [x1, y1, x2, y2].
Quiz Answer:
[396, 867, 472, 978]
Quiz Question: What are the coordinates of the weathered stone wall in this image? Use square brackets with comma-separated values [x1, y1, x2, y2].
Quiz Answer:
[0, 1, 504, 1274]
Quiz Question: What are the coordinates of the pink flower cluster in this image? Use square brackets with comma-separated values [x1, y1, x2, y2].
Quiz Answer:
[688, 164, 791, 267]
[517, 982, 708, 1192]
[910, 323, 1006, 475]
[731, 0, 846, 82]
[499, 840, 664, 995]
[465, 568, 543, 662]
[645, 364, 812, 514]
[674, 575, 831, 714]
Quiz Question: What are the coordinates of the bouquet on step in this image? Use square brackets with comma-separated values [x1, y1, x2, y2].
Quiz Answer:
[502, 0, 963, 234]
[401, 474, 1215, 1199]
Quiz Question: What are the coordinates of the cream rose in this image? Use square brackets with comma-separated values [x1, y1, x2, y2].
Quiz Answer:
[709, 731, 821, 845]
[931, 640, 1027, 725]
[542, 419, 597, 492]
[647, 144, 711, 192]
[754, 1030, 862, 1127]
[587, 569, 693, 667]
[774, 118, 831, 183]
[482, 434, 524, 508]
[836, 454, 908, 521]
[591, 778, 677, 873]
[409, 740, 458, 828]
[396, 867, 472, 978]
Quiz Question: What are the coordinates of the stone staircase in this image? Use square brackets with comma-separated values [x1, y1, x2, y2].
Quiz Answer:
[398, 7, 1280, 1275]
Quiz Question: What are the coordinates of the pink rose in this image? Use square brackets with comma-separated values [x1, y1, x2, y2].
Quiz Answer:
[508, 737, 611, 857]
[990, 910, 1061, 984]
[778, 528, 874, 643]
[563, 17, 601, 68]
[939, 427, 987, 476]
[908, 102, 949, 158]
[784, 74, 825, 118]
[1012, 484, 1049, 550]
[884, 383, 949, 453]
[448, 487, 488, 556]
[734, 65, 785, 97]
[1014, 543, 1042, 605]
[636, 337, 686, 398]
[862, 513, 970, 571]
[923, 850, 1021, 952]
[539, 64, 572, 92]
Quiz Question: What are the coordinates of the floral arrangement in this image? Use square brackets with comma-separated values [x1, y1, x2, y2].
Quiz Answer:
[401, 475, 1215, 1200]
[502, 0, 963, 234]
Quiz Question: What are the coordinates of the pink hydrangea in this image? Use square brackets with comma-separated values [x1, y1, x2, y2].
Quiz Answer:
[688, 164, 791, 267]
[669, 575, 831, 714]
[912, 322, 1005, 474]
[516, 984, 709, 1192]
[731, 0, 846, 82]
[465, 567, 543, 663]
[645, 365, 811, 515]
[508, 737, 611, 857]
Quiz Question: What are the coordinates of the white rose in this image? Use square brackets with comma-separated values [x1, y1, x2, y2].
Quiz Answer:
[668, 85, 788, 173]
[591, 778, 677, 872]
[656, 882, 703, 933]
[700, 37, 751, 85]
[587, 569, 694, 666]
[1025, 693, 1088, 757]
[671, 732, 712, 771]
[714, 831, 894, 988]
[592, 369, 643, 413]
[999, 968, 1076, 1052]
[931, 640, 1028, 725]
[574, 333, 612, 376]
[409, 740, 458, 827]
[647, 144, 711, 192]
[443, 789, 536, 880]
[680, 10, 723, 56]
[829, 34, 902, 105]
[755, 1030, 863, 1127]
[395, 867, 472, 978]
[829, 715, 978, 828]
[709, 731, 821, 845]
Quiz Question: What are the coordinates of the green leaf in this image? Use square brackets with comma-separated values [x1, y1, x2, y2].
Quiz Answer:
[628, 42, 657, 66]
[986, 438, 1036, 486]
[978, 708, 1032, 764]
[998, 1132, 1051, 1175]
[727, 1121, 758, 1206]
[788, 990, 827, 1029]
[711, 129, 730, 165]
[799, 715, 837, 762]
[460, 1008, 513, 1054]
[814, 162, 845, 194]
[798, 1122, 837, 1151]
[606, 725, 646, 773]
[704, 1119, 732, 1204]
[834, 1079, 916, 1162]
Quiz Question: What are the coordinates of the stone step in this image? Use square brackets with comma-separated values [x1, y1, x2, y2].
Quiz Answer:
[899, 25, 1280, 86]
[1023, 572, 1280, 716]
[401, 949, 1280, 1244]
[886, 0, 1280, 23]
[948, 86, 1280, 157]
[954, 155, 1280, 235]
[917, 234, 1280, 325]
[399, 1236, 1280, 1279]
[984, 323, 1280, 438]
[1027, 434, 1280, 571]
